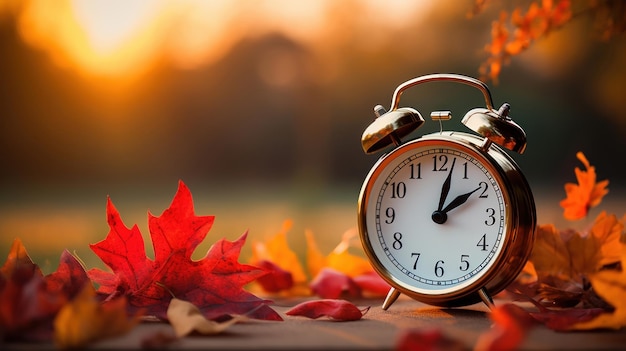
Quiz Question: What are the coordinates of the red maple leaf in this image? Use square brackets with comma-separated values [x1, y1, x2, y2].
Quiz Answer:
[87, 181, 282, 321]
[0, 239, 90, 341]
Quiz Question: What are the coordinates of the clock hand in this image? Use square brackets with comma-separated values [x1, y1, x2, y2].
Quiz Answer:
[437, 158, 456, 211]
[441, 186, 481, 214]
[432, 186, 481, 224]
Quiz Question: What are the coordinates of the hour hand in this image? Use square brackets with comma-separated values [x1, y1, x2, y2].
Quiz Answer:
[441, 186, 481, 214]
[432, 186, 481, 224]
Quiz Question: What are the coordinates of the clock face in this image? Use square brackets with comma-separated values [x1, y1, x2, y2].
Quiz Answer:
[360, 139, 508, 296]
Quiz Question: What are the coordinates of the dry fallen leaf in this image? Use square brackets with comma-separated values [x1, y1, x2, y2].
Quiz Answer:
[53, 284, 141, 349]
[167, 298, 247, 338]
[286, 299, 369, 321]
[310, 268, 361, 299]
[530, 306, 605, 331]
[527, 211, 623, 308]
[572, 244, 626, 330]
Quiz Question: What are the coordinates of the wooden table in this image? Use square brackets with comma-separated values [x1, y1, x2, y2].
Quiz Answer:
[8, 296, 624, 350]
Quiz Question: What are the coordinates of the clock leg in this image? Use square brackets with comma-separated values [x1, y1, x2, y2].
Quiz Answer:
[478, 287, 495, 310]
[382, 287, 401, 310]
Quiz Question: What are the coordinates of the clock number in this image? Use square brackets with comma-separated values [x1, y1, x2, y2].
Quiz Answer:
[462, 162, 469, 179]
[390, 182, 406, 198]
[385, 207, 395, 224]
[392, 232, 403, 250]
[434, 260, 445, 277]
[459, 254, 470, 271]
[478, 181, 489, 198]
[410, 163, 422, 179]
[411, 252, 420, 270]
[477, 234, 489, 251]
[485, 208, 496, 226]
[432, 155, 449, 171]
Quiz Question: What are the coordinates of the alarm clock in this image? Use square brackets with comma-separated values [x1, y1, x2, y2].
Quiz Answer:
[357, 73, 536, 309]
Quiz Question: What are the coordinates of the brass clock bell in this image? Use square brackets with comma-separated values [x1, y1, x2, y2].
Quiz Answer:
[362, 74, 527, 155]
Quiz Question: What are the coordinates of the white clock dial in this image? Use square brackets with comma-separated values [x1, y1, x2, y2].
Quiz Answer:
[362, 140, 507, 295]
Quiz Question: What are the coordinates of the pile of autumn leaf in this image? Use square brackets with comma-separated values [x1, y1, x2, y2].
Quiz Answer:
[0, 180, 382, 348]
[1, 152, 625, 349]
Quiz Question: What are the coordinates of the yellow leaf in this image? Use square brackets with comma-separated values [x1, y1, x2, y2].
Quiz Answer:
[251, 220, 307, 285]
[326, 252, 373, 278]
[166, 298, 246, 337]
[590, 212, 624, 267]
[324, 228, 373, 278]
[306, 228, 374, 278]
[572, 244, 626, 330]
[305, 229, 327, 279]
[54, 284, 141, 349]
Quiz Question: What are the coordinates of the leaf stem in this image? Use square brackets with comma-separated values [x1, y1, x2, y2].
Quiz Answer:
[155, 281, 176, 298]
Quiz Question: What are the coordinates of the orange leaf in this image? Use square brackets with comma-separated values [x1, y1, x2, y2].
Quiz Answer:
[53, 284, 141, 349]
[528, 224, 571, 279]
[589, 212, 624, 267]
[560, 152, 609, 220]
[488, 11, 509, 55]
[325, 229, 374, 278]
[475, 0, 573, 82]
[475, 303, 536, 351]
[251, 220, 308, 295]
[527, 215, 624, 308]
[305, 229, 327, 279]
[572, 244, 626, 330]
[532, 213, 622, 280]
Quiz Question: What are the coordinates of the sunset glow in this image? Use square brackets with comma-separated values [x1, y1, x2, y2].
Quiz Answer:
[6, 0, 433, 80]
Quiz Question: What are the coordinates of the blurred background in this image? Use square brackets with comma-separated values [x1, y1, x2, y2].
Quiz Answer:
[1, 0, 625, 272]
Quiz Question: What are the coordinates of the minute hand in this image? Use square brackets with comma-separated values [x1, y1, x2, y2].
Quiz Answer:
[441, 186, 481, 214]
[437, 158, 456, 211]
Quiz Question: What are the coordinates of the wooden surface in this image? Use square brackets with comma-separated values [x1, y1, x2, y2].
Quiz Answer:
[5, 295, 625, 350]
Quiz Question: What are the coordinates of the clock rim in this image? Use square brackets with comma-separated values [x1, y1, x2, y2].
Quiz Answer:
[357, 131, 536, 307]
